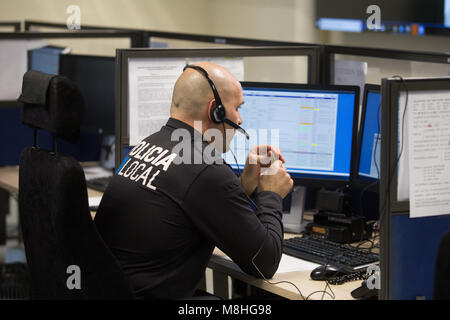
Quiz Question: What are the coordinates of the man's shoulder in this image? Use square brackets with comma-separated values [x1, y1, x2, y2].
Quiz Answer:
[191, 163, 241, 193]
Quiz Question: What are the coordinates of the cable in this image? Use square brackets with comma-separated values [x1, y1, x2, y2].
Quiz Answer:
[305, 281, 336, 300]
[250, 230, 337, 300]
[374, 101, 382, 177]
[228, 127, 333, 301]
[378, 75, 409, 223]
[250, 228, 307, 300]
[359, 101, 382, 219]
[224, 124, 309, 299]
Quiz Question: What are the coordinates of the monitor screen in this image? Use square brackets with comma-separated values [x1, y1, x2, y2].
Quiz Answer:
[224, 82, 359, 185]
[316, 0, 446, 36]
[358, 86, 381, 180]
[446, 0, 450, 27]
[59, 54, 115, 135]
[28, 46, 65, 75]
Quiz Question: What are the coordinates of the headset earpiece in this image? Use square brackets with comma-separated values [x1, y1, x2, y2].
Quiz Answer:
[210, 103, 226, 124]
[183, 64, 249, 139]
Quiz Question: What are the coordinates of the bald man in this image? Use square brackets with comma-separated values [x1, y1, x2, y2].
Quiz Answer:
[94, 62, 293, 299]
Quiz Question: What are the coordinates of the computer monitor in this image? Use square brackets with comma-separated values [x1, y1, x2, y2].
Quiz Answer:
[28, 45, 66, 75]
[357, 84, 381, 182]
[223, 82, 359, 233]
[59, 54, 115, 135]
[225, 82, 360, 187]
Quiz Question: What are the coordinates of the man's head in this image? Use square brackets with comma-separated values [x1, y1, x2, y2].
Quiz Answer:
[170, 62, 244, 152]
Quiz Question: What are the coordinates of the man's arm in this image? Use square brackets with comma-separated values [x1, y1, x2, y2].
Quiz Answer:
[181, 164, 284, 279]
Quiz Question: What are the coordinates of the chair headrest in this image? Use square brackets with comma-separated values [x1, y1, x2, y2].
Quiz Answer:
[18, 70, 85, 143]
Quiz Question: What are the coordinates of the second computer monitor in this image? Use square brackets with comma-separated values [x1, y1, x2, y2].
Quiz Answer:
[59, 54, 115, 136]
[357, 84, 381, 181]
[28, 45, 66, 75]
[225, 82, 360, 187]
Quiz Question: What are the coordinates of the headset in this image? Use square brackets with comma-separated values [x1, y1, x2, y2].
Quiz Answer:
[183, 64, 249, 140]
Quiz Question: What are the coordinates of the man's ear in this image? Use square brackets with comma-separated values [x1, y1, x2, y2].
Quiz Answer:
[207, 99, 216, 122]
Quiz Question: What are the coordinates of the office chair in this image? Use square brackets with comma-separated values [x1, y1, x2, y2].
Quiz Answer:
[17, 70, 135, 299]
[434, 231, 450, 300]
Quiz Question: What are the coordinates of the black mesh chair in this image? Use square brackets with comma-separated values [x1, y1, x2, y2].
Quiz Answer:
[435, 231, 450, 300]
[17, 70, 135, 299]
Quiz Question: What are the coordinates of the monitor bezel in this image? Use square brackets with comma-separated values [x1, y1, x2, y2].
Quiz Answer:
[355, 84, 381, 186]
[238, 81, 360, 189]
[58, 53, 116, 135]
[27, 45, 67, 74]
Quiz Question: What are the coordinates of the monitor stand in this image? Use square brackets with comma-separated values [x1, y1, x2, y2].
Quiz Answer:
[282, 186, 308, 234]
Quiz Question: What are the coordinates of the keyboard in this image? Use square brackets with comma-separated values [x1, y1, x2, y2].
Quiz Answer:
[283, 235, 379, 272]
[86, 176, 112, 192]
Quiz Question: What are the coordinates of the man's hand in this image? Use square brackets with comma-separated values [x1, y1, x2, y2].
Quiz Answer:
[240, 145, 285, 196]
[258, 160, 294, 199]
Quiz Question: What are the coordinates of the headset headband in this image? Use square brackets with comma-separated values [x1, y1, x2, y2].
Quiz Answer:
[182, 64, 249, 140]
[183, 65, 223, 107]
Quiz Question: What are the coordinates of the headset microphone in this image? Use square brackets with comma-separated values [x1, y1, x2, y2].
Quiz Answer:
[183, 64, 249, 140]
[223, 118, 250, 140]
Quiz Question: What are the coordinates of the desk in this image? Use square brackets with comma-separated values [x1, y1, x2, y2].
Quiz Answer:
[0, 165, 103, 219]
[0, 165, 367, 300]
[209, 234, 363, 300]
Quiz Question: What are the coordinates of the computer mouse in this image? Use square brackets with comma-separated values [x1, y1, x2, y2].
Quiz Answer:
[310, 265, 343, 281]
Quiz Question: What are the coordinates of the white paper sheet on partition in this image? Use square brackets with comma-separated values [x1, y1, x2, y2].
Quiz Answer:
[0, 40, 48, 100]
[407, 90, 450, 218]
[334, 60, 367, 106]
[128, 57, 244, 146]
[128, 58, 185, 146]
[397, 92, 410, 201]
[186, 57, 244, 81]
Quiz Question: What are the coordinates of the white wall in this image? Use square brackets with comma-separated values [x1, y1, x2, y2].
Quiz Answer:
[207, 0, 449, 83]
[2, 0, 449, 52]
[0, 0, 211, 56]
[1, 0, 210, 32]
[1, 0, 449, 78]
[208, 0, 321, 83]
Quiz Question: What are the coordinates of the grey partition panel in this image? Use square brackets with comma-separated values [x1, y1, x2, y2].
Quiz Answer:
[0, 30, 143, 47]
[0, 22, 21, 32]
[0, 31, 144, 107]
[380, 77, 450, 300]
[24, 20, 312, 48]
[322, 45, 450, 86]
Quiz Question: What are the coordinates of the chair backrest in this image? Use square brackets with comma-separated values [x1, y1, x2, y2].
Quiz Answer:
[434, 231, 450, 300]
[17, 70, 135, 299]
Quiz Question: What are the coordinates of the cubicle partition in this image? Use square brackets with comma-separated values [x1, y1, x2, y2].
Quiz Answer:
[322, 45, 450, 86]
[114, 46, 321, 169]
[0, 22, 21, 32]
[23, 20, 450, 86]
[321, 46, 450, 223]
[380, 76, 450, 300]
[24, 19, 305, 48]
[0, 30, 143, 106]
[0, 31, 142, 166]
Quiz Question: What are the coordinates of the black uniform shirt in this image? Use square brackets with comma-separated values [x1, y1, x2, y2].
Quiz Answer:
[94, 118, 284, 299]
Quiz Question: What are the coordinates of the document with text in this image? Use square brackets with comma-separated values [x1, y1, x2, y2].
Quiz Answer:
[128, 57, 244, 146]
[408, 90, 450, 218]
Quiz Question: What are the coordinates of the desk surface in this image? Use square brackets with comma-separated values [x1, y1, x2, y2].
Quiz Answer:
[0, 165, 103, 218]
[210, 233, 364, 300]
[0, 165, 367, 300]
[0, 165, 103, 197]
